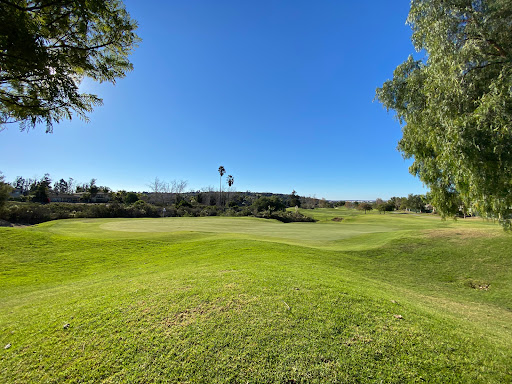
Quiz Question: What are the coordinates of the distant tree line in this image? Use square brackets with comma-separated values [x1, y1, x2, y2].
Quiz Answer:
[0, 170, 315, 224]
[1, 168, 466, 226]
[9, 174, 112, 203]
[293, 194, 430, 214]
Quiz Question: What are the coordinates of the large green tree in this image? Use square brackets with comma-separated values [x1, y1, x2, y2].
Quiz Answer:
[0, 0, 140, 132]
[376, 0, 512, 225]
[406, 194, 426, 213]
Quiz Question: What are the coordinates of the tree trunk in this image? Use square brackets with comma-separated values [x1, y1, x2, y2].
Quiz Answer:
[219, 177, 222, 207]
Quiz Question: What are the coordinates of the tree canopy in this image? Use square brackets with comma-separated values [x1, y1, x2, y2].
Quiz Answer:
[0, 172, 12, 209]
[376, 0, 512, 225]
[252, 196, 286, 213]
[357, 202, 373, 214]
[0, 0, 140, 132]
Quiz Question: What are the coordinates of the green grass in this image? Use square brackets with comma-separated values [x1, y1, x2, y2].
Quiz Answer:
[1, 210, 511, 382]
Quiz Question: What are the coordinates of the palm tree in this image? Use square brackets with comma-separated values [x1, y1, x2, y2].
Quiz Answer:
[226, 175, 234, 207]
[218, 166, 225, 206]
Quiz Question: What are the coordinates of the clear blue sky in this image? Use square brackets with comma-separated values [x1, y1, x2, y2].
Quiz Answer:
[0, 0, 427, 200]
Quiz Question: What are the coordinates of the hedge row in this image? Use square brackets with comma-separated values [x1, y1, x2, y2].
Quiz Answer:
[0, 202, 315, 225]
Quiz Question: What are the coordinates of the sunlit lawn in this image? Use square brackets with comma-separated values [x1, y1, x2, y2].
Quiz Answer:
[1, 209, 511, 382]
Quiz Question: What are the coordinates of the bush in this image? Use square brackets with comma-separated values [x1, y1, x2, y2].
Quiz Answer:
[199, 206, 219, 217]
[253, 210, 316, 223]
[252, 196, 286, 213]
[125, 192, 139, 205]
[0, 201, 164, 224]
[176, 200, 192, 209]
[0, 198, 316, 225]
[1, 203, 52, 224]
[239, 207, 253, 216]
[131, 200, 159, 217]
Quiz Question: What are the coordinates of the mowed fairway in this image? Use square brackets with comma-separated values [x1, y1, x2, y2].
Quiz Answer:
[1, 209, 512, 382]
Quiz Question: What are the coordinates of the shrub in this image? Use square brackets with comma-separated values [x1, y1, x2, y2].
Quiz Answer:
[176, 200, 192, 209]
[239, 207, 253, 217]
[253, 210, 316, 223]
[200, 206, 219, 217]
[252, 196, 286, 213]
[1, 203, 52, 224]
[131, 201, 159, 217]
[124, 192, 139, 205]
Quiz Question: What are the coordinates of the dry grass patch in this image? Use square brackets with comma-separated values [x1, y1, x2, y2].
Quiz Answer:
[344, 334, 373, 346]
[162, 296, 254, 329]
[423, 227, 501, 241]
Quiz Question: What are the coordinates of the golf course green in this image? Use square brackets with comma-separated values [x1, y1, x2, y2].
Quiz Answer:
[1, 208, 511, 382]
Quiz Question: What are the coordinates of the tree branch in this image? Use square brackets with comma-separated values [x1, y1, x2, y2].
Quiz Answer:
[48, 40, 116, 52]
[486, 38, 508, 58]
[461, 60, 507, 82]
[0, 0, 73, 12]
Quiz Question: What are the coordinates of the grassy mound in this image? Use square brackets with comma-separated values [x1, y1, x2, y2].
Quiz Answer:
[1, 210, 511, 382]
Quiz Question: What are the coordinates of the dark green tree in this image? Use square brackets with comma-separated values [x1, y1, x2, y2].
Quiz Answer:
[376, 0, 512, 225]
[0, 0, 140, 132]
[406, 194, 425, 213]
[358, 202, 373, 214]
[252, 196, 286, 213]
[0, 172, 12, 209]
[124, 192, 138, 205]
[12, 176, 27, 191]
[375, 198, 394, 214]
[40, 173, 52, 190]
[111, 190, 126, 203]
[389, 196, 404, 211]
[53, 178, 68, 194]
[32, 182, 49, 203]
[289, 190, 301, 208]
[88, 179, 99, 197]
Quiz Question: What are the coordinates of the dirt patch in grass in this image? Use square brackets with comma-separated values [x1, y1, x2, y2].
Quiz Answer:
[162, 297, 252, 329]
[344, 334, 373, 346]
[332, 217, 343, 222]
[466, 281, 491, 290]
[423, 228, 501, 241]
